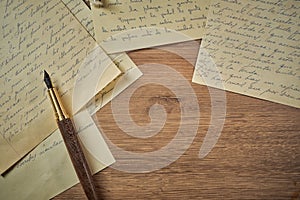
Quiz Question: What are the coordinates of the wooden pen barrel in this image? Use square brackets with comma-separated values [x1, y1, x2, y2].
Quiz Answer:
[58, 118, 99, 200]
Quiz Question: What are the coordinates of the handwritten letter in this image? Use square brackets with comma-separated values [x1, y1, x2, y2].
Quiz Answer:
[61, 0, 96, 37]
[0, 0, 119, 173]
[193, 0, 300, 108]
[0, 52, 142, 200]
[0, 53, 142, 199]
[92, 0, 210, 53]
[0, 110, 115, 200]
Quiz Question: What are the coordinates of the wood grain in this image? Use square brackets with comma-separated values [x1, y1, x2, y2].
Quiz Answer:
[58, 118, 98, 200]
[54, 41, 300, 200]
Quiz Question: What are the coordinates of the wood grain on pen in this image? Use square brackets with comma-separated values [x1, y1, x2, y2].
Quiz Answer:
[44, 70, 99, 199]
[58, 118, 98, 200]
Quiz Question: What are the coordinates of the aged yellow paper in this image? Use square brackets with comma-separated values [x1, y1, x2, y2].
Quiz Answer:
[0, 0, 120, 174]
[92, 0, 210, 53]
[61, 0, 143, 114]
[88, 53, 143, 113]
[0, 55, 142, 200]
[61, 0, 95, 37]
[0, 0, 141, 198]
[193, 0, 300, 108]
[0, 110, 114, 200]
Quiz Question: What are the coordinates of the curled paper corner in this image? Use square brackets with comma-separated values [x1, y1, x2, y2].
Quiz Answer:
[71, 51, 143, 167]
[73, 110, 115, 167]
[72, 45, 121, 115]
[71, 44, 120, 166]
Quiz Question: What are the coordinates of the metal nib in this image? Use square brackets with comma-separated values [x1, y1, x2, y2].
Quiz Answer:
[44, 70, 53, 89]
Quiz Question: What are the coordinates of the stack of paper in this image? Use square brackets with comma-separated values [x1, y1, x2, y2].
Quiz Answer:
[0, 0, 142, 199]
[91, 0, 299, 108]
[1, 0, 299, 199]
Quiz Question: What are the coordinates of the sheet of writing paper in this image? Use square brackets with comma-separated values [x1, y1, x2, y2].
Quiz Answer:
[48, 0, 142, 164]
[0, 55, 142, 200]
[72, 48, 121, 114]
[0, 110, 115, 200]
[0, 0, 120, 174]
[193, 0, 300, 108]
[61, 0, 142, 114]
[87, 53, 143, 114]
[61, 0, 95, 37]
[60, 0, 147, 79]
[92, 0, 210, 53]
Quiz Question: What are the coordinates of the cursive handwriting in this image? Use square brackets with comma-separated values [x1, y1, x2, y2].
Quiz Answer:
[0, 0, 113, 173]
[93, 0, 210, 52]
[194, 0, 300, 108]
[61, 0, 95, 37]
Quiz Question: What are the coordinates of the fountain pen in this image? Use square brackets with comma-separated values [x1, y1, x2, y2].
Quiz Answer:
[43, 70, 98, 200]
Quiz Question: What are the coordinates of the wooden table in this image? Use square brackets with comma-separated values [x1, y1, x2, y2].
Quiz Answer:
[54, 41, 300, 199]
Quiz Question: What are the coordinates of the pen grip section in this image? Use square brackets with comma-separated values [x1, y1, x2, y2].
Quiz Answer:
[58, 118, 98, 200]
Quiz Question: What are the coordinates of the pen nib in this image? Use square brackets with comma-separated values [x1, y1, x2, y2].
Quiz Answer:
[44, 70, 53, 89]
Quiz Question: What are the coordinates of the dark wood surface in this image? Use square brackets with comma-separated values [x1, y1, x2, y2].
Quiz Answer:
[54, 41, 300, 199]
